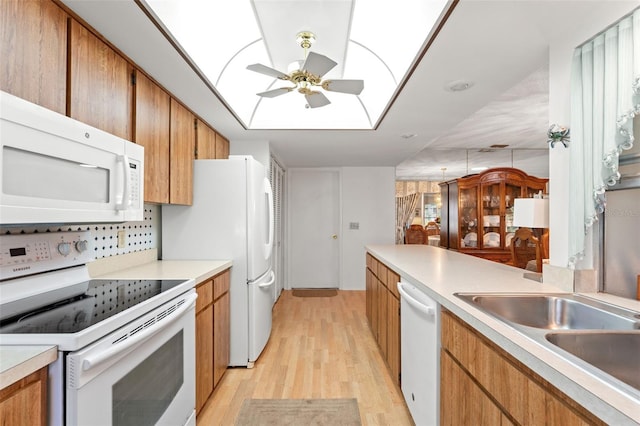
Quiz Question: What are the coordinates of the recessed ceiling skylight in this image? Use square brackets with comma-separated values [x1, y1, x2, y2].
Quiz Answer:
[141, 0, 451, 130]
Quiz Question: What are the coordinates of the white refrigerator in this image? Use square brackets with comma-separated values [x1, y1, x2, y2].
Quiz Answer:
[162, 156, 274, 367]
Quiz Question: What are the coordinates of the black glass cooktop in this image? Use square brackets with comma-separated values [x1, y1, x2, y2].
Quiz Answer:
[0, 279, 188, 334]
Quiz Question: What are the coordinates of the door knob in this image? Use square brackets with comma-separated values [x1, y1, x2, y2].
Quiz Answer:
[332, 234, 338, 239]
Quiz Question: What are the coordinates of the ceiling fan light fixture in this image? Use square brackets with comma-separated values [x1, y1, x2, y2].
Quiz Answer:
[247, 31, 364, 109]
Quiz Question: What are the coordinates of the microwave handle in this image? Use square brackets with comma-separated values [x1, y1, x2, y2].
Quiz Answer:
[115, 155, 131, 211]
[81, 293, 197, 372]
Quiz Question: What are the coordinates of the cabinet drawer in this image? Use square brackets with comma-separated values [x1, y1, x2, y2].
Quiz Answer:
[387, 270, 400, 298]
[213, 270, 230, 301]
[195, 280, 213, 312]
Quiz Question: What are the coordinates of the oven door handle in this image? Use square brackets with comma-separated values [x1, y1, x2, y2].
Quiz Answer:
[82, 293, 197, 372]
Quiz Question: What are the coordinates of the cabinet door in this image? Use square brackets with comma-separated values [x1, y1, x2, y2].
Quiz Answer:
[134, 71, 170, 203]
[377, 278, 388, 359]
[365, 268, 373, 326]
[387, 292, 400, 385]
[196, 120, 216, 159]
[0, 367, 47, 426]
[441, 351, 505, 425]
[459, 185, 478, 249]
[169, 98, 195, 205]
[69, 20, 132, 140]
[0, 0, 67, 113]
[215, 132, 230, 159]
[195, 305, 214, 414]
[213, 291, 230, 387]
[480, 182, 502, 249]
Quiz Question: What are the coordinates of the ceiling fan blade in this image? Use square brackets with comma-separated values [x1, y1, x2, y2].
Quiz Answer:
[302, 52, 337, 78]
[322, 79, 364, 95]
[247, 63, 289, 80]
[305, 91, 331, 108]
[256, 87, 294, 98]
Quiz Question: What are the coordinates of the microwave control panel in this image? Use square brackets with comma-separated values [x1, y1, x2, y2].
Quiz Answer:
[0, 231, 93, 280]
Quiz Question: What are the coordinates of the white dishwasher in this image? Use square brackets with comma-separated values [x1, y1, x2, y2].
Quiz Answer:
[397, 279, 440, 426]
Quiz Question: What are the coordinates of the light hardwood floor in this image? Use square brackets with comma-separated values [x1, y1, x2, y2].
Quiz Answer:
[197, 290, 414, 425]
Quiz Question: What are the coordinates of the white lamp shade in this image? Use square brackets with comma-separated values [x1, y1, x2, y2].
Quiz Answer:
[513, 198, 549, 228]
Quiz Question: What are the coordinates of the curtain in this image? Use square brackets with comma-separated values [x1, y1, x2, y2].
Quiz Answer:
[395, 193, 420, 244]
[568, 8, 640, 266]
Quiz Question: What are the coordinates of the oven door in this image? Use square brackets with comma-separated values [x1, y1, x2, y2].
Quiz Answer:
[66, 291, 196, 426]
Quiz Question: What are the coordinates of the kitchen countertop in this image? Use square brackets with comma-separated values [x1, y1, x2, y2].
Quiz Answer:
[0, 345, 57, 389]
[366, 244, 640, 425]
[92, 258, 232, 283]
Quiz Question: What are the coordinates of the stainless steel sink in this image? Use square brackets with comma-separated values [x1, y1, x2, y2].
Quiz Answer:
[456, 293, 640, 330]
[454, 292, 640, 399]
[546, 332, 640, 391]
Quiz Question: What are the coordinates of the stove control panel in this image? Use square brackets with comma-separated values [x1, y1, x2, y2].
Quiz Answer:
[0, 231, 94, 280]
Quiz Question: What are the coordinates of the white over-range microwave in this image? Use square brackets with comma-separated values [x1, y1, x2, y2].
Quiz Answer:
[0, 91, 144, 225]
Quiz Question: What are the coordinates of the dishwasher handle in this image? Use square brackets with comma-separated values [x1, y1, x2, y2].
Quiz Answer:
[397, 282, 435, 317]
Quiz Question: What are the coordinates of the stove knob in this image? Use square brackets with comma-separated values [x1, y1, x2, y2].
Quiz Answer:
[57, 242, 71, 256]
[75, 240, 89, 253]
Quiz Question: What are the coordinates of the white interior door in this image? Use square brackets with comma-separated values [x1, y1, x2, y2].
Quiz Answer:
[288, 169, 340, 289]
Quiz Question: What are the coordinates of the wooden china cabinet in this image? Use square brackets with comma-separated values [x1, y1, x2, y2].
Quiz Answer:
[439, 168, 548, 264]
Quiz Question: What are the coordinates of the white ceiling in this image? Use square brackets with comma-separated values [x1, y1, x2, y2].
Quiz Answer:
[61, 0, 639, 181]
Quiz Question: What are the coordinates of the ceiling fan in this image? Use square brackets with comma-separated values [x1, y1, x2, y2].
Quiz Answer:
[246, 31, 364, 108]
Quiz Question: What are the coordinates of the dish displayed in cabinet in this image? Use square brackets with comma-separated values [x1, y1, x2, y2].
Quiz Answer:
[483, 215, 500, 227]
[483, 232, 500, 247]
[505, 232, 515, 247]
[462, 232, 477, 248]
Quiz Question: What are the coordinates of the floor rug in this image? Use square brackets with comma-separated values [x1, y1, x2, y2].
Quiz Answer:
[292, 288, 338, 297]
[235, 398, 361, 426]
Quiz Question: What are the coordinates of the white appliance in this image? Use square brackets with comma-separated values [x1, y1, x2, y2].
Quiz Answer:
[0, 231, 196, 426]
[162, 156, 274, 367]
[398, 279, 440, 426]
[0, 91, 144, 225]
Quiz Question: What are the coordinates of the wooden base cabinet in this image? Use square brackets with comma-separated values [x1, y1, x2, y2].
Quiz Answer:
[0, 367, 48, 426]
[195, 268, 231, 416]
[441, 310, 605, 425]
[365, 253, 401, 385]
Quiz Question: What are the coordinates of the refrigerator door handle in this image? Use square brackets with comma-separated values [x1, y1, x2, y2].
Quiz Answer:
[264, 177, 274, 259]
[258, 270, 276, 288]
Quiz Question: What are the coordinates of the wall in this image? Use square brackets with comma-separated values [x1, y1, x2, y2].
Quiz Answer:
[0, 205, 159, 260]
[229, 139, 271, 169]
[341, 167, 396, 290]
[547, 3, 639, 283]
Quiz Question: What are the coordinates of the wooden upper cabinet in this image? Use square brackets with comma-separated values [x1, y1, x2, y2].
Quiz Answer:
[0, 0, 67, 113]
[170, 98, 195, 205]
[215, 132, 230, 159]
[198, 121, 230, 160]
[134, 71, 170, 204]
[196, 119, 216, 159]
[69, 19, 132, 140]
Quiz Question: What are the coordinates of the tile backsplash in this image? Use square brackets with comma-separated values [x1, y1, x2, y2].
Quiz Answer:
[0, 204, 159, 259]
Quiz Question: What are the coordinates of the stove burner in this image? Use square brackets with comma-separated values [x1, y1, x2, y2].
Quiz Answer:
[0, 279, 188, 334]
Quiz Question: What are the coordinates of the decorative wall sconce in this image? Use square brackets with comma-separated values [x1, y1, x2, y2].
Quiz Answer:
[547, 124, 570, 148]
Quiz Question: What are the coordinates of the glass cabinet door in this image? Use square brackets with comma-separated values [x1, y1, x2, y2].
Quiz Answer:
[459, 187, 478, 248]
[481, 183, 501, 248]
[504, 183, 521, 249]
